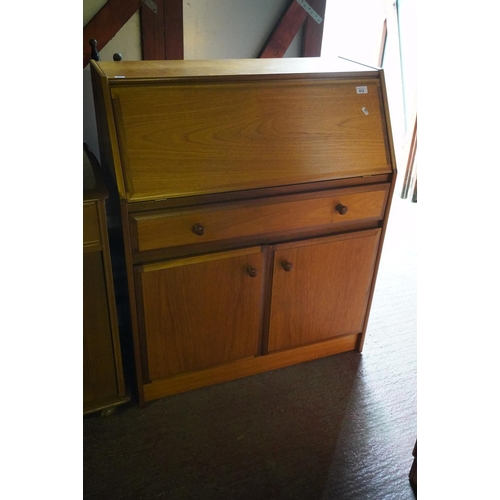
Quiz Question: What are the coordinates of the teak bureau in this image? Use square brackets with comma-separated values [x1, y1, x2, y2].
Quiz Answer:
[90, 58, 397, 405]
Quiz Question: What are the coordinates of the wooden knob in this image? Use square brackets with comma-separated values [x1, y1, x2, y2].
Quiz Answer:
[192, 223, 205, 236]
[246, 266, 258, 277]
[281, 261, 293, 272]
[335, 203, 348, 215]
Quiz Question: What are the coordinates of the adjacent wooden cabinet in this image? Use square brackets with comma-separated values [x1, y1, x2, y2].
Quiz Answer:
[83, 147, 129, 415]
[90, 58, 397, 405]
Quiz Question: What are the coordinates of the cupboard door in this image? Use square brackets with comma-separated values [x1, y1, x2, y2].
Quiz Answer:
[136, 247, 264, 381]
[268, 230, 381, 352]
[83, 251, 118, 403]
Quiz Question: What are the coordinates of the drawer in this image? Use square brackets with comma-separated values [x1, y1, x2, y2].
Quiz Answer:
[83, 202, 101, 248]
[130, 184, 390, 253]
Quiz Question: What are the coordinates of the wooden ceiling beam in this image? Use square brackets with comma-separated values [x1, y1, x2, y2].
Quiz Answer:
[164, 0, 184, 60]
[83, 0, 141, 67]
[141, 0, 184, 60]
[258, 0, 308, 58]
[301, 0, 327, 57]
[84, 1, 322, 65]
[141, 1, 166, 60]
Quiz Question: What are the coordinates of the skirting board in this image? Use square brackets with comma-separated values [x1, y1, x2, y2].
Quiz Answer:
[143, 333, 359, 402]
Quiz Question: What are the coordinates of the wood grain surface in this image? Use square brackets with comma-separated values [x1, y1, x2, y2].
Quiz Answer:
[136, 247, 265, 380]
[268, 230, 381, 351]
[111, 79, 390, 201]
[131, 184, 389, 252]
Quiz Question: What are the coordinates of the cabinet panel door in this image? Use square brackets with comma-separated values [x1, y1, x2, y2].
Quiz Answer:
[268, 230, 381, 352]
[136, 248, 264, 380]
[83, 251, 118, 403]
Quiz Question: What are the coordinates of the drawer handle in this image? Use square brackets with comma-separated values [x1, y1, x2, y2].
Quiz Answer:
[281, 261, 293, 272]
[335, 203, 348, 215]
[246, 266, 259, 278]
[191, 223, 205, 236]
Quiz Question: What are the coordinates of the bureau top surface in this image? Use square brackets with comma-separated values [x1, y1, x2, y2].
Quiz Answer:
[92, 57, 379, 83]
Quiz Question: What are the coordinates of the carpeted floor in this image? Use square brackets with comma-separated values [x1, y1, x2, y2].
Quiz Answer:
[83, 193, 417, 500]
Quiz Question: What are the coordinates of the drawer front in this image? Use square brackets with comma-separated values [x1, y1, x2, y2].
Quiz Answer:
[83, 202, 101, 248]
[131, 184, 390, 253]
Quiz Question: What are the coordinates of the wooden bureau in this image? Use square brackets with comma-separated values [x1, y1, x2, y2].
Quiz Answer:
[90, 58, 397, 405]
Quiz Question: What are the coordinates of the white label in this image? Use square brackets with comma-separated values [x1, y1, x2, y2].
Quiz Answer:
[362, 107, 369, 115]
[356, 86, 368, 94]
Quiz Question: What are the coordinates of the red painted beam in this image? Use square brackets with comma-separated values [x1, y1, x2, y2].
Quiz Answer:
[258, 0, 308, 58]
[164, 0, 184, 60]
[301, 0, 327, 57]
[83, 0, 141, 67]
[141, 1, 166, 60]
[141, 0, 183, 60]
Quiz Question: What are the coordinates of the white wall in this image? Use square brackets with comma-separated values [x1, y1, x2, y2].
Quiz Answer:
[321, 0, 387, 66]
[183, 0, 302, 59]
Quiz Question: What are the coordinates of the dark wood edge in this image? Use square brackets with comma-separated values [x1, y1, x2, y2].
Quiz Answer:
[132, 265, 151, 386]
[127, 176, 392, 213]
[120, 201, 146, 406]
[256, 246, 269, 357]
[90, 61, 127, 199]
[131, 182, 390, 219]
[356, 74, 398, 352]
[261, 245, 275, 356]
[96, 199, 127, 395]
[356, 173, 397, 352]
[104, 71, 382, 87]
[83, 394, 131, 416]
[142, 333, 359, 401]
[131, 220, 384, 265]
[379, 69, 398, 176]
